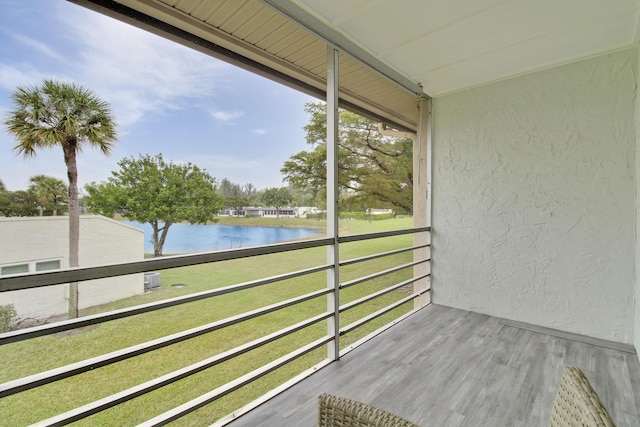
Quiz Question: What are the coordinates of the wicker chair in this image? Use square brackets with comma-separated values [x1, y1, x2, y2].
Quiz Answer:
[549, 366, 616, 427]
[318, 393, 420, 427]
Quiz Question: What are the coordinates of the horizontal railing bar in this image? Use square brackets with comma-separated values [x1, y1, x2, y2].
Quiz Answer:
[0, 237, 334, 292]
[0, 263, 332, 345]
[340, 273, 430, 312]
[0, 229, 431, 292]
[340, 288, 430, 336]
[337, 226, 430, 243]
[339, 243, 429, 267]
[340, 258, 428, 289]
[32, 312, 332, 426]
[0, 288, 330, 398]
[0, 229, 430, 293]
[138, 335, 333, 426]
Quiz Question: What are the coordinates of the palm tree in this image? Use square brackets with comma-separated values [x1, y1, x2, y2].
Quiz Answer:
[4, 79, 117, 318]
[28, 175, 68, 216]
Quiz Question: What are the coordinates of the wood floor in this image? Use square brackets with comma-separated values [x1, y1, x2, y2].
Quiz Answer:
[228, 304, 640, 427]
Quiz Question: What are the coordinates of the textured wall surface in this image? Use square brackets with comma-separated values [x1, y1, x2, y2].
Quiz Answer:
[432, 49, 636, 343]
[0, 216, 144, 319]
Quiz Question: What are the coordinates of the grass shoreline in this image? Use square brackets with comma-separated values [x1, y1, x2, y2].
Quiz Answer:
[212, 215, 326, 229]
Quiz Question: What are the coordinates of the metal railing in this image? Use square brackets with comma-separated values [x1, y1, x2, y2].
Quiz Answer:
[0, 226, 430, 426]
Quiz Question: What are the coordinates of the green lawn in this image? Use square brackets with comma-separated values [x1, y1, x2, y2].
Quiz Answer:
[0, 217, 419, 426]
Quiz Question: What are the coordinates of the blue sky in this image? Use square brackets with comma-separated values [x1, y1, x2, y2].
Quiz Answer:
[0, 0, 317, 192]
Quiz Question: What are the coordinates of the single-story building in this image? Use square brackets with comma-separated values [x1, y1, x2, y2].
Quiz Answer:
[0, 215, 144, 323]
[365, 208, 394, 216]
[222, 206, 317, 218]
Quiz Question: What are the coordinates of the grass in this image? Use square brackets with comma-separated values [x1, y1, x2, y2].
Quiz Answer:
[0, 217, 419, 426]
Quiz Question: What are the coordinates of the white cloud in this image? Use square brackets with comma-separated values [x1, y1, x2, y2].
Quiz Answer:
[208, 110, 244, 122]
[0, 64, 62, 92]
[57, 5, 232, 127]
[0, 129, 121, 191]
[179, 154, 283, 189]
[10, 33, 63, 60]
[252, 128, 269, 136]
[0, 137, 67, 191]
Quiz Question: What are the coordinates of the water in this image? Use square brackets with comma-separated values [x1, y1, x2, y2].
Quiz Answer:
[121, 221, 322, 254]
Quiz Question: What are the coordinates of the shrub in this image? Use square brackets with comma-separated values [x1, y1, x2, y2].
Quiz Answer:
[307, 213, 326, 220]
[0, 304, 18, 332]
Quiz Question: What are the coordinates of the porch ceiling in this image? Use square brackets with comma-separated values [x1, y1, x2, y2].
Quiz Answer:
[73, 0, 640, 129]
[289, 0, 640, 97]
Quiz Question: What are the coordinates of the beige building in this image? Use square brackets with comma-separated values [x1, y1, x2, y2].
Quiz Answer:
[0, 216, 144, 322]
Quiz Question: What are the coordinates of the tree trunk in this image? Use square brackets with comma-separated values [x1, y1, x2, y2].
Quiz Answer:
[64, 144, 80, 319]
[152, 221, 171, 257]
[157, 223, 171, 257]
[152, 221, 162, 257]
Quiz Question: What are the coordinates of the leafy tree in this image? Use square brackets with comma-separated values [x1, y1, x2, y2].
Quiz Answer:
[289, 186, 315, 208]
[282, 143, 330, 205]
[0, 182, 7, 216]
[281, 103, 413, 212]
[243, 183, 257, 197]
[28, 175, 68, 216]
[261, 187, 292, 218]
[252, 189, 265, 205]
[0, 189, 39, 217]
[85, 154, 224, 256]
[219, 178, 243, 197]
[242, 183, 259, 205]
[4, 79, 117, 318]
[224, 195, 250, 217]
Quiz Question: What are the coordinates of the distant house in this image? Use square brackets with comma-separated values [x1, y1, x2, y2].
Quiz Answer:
[219, 208, 245, 217]
[0, 216, 144, 322]
[244, 207, 298, 218]
[365, 208, 394, 216]
[219, 206, 318, 218]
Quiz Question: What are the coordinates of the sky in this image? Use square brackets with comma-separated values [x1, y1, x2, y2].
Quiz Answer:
[0, 0, 318, 192]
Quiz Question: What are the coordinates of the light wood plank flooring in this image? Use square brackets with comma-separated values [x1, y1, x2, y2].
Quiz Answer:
[229, 304, 640, 426]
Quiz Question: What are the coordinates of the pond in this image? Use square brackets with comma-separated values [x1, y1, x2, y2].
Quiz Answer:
[121, 221, 323, 254]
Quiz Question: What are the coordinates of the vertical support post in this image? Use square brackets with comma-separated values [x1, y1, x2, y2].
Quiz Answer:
[414, 96, 431, 307]
[326, 47, 340, 360]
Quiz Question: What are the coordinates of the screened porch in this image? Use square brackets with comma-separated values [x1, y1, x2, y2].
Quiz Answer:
[1, 0, 640, 425]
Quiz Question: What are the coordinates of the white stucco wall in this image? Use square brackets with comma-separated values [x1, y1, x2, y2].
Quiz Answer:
[0, 216, 144, 321]
[432, 49, 636, 343]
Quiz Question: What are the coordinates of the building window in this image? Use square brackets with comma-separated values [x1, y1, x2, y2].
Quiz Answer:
[0, 259, 61, 276]
[35, 260, 62, 271]
[1, 264, 29, 275]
